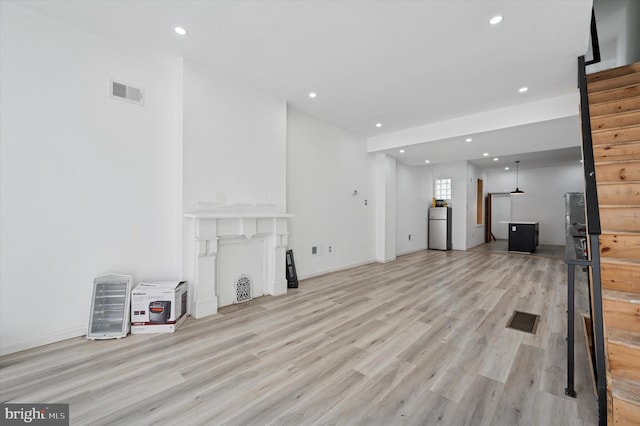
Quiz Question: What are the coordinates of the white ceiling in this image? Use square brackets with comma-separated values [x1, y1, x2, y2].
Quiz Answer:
[468, 146, 583, 173]
[381, 116, 583, 168]
[12, 0, 594, 170]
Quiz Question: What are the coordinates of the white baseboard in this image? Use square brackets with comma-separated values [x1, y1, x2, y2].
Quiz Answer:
[297, 258, 377, 281]
[0, 326, 86, 356]
[192, 297, 218, 319]
[466, 243, 483, 250]
[375, 256, 397, 264]
[396, 248, 427, 256]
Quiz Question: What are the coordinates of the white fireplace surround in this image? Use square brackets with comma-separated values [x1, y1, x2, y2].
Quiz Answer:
[183, 212, 293, 318]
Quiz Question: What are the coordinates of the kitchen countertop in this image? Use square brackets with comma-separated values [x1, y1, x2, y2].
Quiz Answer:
[499, 221, 539, 225]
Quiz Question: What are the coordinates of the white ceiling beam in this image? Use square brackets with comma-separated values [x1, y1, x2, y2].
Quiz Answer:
[366, 93, 580, 153]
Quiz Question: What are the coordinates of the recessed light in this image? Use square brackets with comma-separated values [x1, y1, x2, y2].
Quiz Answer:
[174, 27, 187, 36]
[505, 167, 510, 170]
[493, 157, 499, 161]
[489, 16, 503, 25]
[465, 138, 473, 142]
[399, 149, 405, 153]
[376, 123, 382, 128]
[483, 153, 489, 157]
[424, 160, 430, 164]
[309, 92, 317, 98]
[519, 87, 528, 93]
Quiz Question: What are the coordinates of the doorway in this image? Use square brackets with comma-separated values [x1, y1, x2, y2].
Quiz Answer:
[490, 193, 511, 240]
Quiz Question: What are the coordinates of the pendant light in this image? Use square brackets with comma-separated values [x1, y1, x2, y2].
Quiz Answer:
[511, 160, 525, 195]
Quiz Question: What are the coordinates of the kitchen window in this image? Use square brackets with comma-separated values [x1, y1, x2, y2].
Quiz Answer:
[435, 178, 452, 200]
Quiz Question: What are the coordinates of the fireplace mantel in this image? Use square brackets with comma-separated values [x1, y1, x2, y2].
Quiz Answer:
[183, 212, 293, 318]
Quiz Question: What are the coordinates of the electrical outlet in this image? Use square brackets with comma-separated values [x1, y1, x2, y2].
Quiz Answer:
[408, 234, 412, 240]
[328, 246, 332, 253]
[364, 199, 368, 205]
[311, 246, 317, 255]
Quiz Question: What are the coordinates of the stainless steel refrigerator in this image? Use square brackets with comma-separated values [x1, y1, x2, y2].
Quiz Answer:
[428, 207, 452, 250]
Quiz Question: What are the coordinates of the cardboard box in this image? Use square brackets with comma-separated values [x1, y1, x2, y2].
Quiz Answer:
[131, 281, 188, 334]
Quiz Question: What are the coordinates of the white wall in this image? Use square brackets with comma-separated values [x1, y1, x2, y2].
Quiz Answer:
[589, 0, 639, 72]
[182, 59, 287, 213]
[375, 154, 397, 262]
[626, 0, 640, 64]
[486, 164, 584, 245]
[466, 163, 488, 249]
[431, 161, 468, 250]
[396, 164, 432, 255]
[0, 3, 182, 354]
[286, 109, 376, 279]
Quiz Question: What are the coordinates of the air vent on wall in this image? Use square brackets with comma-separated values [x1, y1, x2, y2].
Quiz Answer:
[235, 275, 252, 303]
[110, 79, 144, 105]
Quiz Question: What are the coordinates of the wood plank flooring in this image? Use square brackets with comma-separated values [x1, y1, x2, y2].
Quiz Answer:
[0, 250, 597, 425]
[468, 240, 566, 259]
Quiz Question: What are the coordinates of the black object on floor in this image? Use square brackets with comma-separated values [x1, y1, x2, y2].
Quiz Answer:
[286, 249, 298, 288]
[507, 310, 540, 334]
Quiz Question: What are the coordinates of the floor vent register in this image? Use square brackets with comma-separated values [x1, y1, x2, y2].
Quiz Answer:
[506, 310, 540, 334]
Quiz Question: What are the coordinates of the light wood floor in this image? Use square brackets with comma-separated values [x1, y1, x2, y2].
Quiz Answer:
[0, 250, 597, 425]
[469, 240, 566, 259]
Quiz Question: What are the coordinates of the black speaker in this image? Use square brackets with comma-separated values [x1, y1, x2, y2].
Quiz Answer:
[286, 249, 298, 288]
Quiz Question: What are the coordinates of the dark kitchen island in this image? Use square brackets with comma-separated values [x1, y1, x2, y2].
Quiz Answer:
[508, 221, 539, 253]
